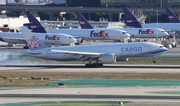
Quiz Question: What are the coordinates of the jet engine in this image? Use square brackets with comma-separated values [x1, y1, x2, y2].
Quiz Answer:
[99, 53, 116, 64]
[168, 31, 176, 35]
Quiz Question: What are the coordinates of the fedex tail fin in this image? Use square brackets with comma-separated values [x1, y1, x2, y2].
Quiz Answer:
[122, 7, 142, 28]
[76, 12, 93, 29]
[165, 7, 180, 23]
[20, 26, 48, 50]
[24, 11, 47, 33]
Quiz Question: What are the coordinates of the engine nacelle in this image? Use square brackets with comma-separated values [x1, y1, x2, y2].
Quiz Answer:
[99, 53, 116, 64]
[168, 31, 176, 36]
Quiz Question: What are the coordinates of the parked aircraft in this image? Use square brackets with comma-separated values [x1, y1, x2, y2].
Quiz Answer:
[0, 32, 76, 48]
[24, 11, 130, 43]
[21, 26, 168, 67]
[122, 7, 180, 32]
[76, 12, 169, 38]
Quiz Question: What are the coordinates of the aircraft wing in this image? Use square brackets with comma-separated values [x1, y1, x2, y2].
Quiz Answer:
[51, 49, 100, 58]
[2, 37, 26, 43]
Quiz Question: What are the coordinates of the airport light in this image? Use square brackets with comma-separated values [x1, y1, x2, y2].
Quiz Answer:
[160, 0, 162, 8]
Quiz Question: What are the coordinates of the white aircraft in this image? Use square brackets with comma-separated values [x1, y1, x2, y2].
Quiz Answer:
[76, 12, 169, 38]
[123, 7, 180, 33]
[0, 32, 76, 48]
[141, 24, 180, 32]
[118, 28, 168, 38]
[46, 29, 130, 40]
[20, 26, 168, 67]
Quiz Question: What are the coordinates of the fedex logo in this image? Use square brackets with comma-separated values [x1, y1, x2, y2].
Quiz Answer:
[139, 29, 154, 34]
[169, 16, 175, 19]
[90, 31, 109, 37]
[30, 25, 39, 29]
[79, 21, 87, 24]
[45, 35, 60, 40]
[127, 20, 135, 23]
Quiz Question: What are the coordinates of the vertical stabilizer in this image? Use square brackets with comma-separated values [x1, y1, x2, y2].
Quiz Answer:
[76, 12, 93, 29]
[24, 11, 47, 33]
[165, 7, 180, 23]
[122, 7, 142, 28]
[20, 26, 48, 50]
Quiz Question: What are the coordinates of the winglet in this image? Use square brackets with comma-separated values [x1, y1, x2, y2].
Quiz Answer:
[165, 7, 180, 23]
[122, 7, 142, 28]
[76, 12, 93, 29]
[20, 26, 48, 50]
[23, 11, 47, 33]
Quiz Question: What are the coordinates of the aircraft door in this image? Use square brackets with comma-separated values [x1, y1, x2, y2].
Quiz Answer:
[148, 45, 152, 51]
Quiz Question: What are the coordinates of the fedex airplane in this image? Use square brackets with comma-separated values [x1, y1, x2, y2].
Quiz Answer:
[122, 7, 180, 32]
[76, 12, 169, 38]
[24, 11, 130, 42]
[21, 26, 168, 67]
[165, 7, 180, 23]
[0, 32, 76, 48]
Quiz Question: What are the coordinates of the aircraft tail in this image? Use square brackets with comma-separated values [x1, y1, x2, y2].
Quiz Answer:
[24, 11, 47, 33]
[20, 26, 48, 50]
[165, 7, 180, 23]
[122, 7, 142, 28]
[76, 12, 93, 29]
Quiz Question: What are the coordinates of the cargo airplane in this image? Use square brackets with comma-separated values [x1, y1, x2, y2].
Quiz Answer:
[21, 26, 168, 67]
[0, 32, 76, 49]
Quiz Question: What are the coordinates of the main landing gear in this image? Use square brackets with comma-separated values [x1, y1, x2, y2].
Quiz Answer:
[23, 43, 29, 49]
[85, 63, 103, 67]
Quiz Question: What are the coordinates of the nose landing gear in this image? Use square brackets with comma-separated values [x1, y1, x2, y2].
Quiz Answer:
[153, 56, 157, 63]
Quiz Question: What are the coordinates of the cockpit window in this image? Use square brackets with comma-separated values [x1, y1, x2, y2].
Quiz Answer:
[69, 37, 72, 38]
[159, 46, 164, 48]
[122, 32, 126, 34]
[161, 31, 165, 32]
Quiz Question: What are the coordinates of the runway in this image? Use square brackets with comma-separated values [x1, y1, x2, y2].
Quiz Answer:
[1, 87, 180, 105]
[0, 64, 180, 73]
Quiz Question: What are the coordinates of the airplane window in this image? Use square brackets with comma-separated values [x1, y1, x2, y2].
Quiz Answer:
[159, 46, 164, 48]
[161, 31, 165, 32]
[69, 37, 72, 38]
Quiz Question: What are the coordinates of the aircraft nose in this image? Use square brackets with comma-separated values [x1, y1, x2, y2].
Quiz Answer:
[66, 36, 76, 44]
[164, 32, 169, 36]
[162, 47, 168, 52]
[126, 33, 131, 38]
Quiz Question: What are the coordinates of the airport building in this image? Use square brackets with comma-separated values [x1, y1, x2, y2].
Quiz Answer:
[0, 0, 66, 5]
[100, 0, 180, 7]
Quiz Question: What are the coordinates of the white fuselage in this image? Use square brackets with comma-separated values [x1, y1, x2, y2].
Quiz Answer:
[46, 29, 130, 40]
[141, 23, 180, 32]
[119, 28, 169, 38]
[79, 28, 169, 38]
[0, 32, 75, 45]
[23, 42, 167, 61]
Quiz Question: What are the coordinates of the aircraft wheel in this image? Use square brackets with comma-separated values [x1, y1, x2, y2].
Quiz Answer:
[153, 59, 156, 63]
[23, 46, 29, 49]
